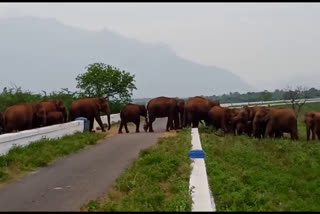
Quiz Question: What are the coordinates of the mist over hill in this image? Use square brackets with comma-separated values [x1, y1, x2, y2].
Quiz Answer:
[0, 16, 253, 98]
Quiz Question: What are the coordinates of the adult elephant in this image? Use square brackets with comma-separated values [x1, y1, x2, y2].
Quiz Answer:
[184, 96, 220, 128]
[69, 97, 111, 132]
[304, 111, 320, 141]
[47, 111, 64, 126]
[0, 111, 4, 134]
[253, 107, 298, 140]
[143, 96, 180, 132]
[208, 106, 234, 134]
[4, 102, 47, 133]
[39, 99, 68, 123]
[119, 103, 147, 134]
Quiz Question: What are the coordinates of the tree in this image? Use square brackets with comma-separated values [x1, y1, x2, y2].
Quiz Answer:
[283, 85, 310, 114]
[76, 63, 137, 103]
[260, 90, 272, 102]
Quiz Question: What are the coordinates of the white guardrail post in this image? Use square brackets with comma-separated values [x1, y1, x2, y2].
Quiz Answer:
[189, 128, 216, 212]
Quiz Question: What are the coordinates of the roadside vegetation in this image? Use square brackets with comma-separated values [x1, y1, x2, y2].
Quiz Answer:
[81, 128, 192, 212]
[199, 102, 320, 211]
[0, 132, 106, 186]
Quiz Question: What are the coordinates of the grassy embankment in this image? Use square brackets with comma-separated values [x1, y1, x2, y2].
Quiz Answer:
[199, 102, 320, 211]
[81, 128, 193, 212]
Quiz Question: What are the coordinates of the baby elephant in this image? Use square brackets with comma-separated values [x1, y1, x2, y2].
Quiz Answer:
[119, 104, 147, 134]
[47, 111, 64, 126]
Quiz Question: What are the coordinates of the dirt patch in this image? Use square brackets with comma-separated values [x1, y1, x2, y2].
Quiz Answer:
[161, 130, 177, 138]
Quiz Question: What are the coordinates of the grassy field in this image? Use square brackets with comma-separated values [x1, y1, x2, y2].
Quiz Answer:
[81, 128, 192, 212]
[0, 132, 106, 187]
[199, 102, 320, 211]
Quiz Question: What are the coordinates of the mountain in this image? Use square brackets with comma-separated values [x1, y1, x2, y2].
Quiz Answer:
[0, 16, 253, 98]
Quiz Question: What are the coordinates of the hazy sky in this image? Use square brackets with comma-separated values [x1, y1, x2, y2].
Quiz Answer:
[1, 3, 320, 91]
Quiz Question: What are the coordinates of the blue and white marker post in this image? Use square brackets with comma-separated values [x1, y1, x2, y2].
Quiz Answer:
[189, 128, 216, 212]
[75, 117, 88, 132]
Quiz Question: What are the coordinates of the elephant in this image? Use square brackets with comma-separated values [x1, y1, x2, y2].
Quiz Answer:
[69, 97, 111, 132]
[143, 96, 181, 132]
[231, 106, 252, 136]
[39, 99, 68, 123]
[208, 106, 235, 133]
[304, 111, 320, 141]
[253, 107, 298, 140]
[118, 103, 147, 134]
[4, 102, 47, 133]
[0, 111, 4, 134]
[184, 96, 220, 128]
[46, 111, 64, 126]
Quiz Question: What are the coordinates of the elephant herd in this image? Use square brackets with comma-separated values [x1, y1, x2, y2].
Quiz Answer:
[0, 97, 111, 134]
[119, 96, 320, 141]
[0, 95, 319, 142]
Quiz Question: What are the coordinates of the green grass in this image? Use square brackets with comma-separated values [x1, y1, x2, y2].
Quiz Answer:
[0, 132, 105, 186]
[81, 129, 192, 212]
[199, 102, 320, 211]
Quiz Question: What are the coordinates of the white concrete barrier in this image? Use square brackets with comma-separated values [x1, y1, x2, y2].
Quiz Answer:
[221, 97, 320, 108]
[189, 128, 216, 212]
[0, 119, 85, 156]
[93, 113, 121, 131]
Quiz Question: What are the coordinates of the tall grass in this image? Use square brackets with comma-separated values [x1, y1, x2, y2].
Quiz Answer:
[199, 102, 320, 211]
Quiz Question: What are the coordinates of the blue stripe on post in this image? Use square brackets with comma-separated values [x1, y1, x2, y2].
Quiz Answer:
[189, 149, 205, 159]
[75, 117, 88, 132]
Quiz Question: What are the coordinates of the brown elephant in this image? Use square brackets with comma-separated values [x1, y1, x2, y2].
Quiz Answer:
[208, 106, 234, 133]
[184, 96, 220, 128]
[47, 111, 64, 126]
[118, 103, 147, 134]
[69, 97, 111, 132]
[4, 102, 47, 133]
[231, 106, 252, 136]
[0, 111, 4, 134]
[253, 107, 298, 140]
[39, 99, 68, 123]
[304, 111, 320, 141]
[143, 96, 180, 132]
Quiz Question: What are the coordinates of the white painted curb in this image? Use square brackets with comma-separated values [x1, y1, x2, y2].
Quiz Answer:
[0, 120, 85, 156]
[189, 128, 216, 212]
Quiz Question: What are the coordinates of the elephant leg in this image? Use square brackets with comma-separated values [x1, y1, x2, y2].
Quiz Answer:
[89, 118, 94, 132]
[306, 124, 310, 141]
[124, 122, 129, 133]
[135, 118, 140, 133]
[264, 121, 273, 138]
[118, 120, 124, 134]
[192, 119, 199, 128]
[312, 126, 316, 140]
[148, 116, 155, 132]
[95, 114, 106, 132]
[166, 116, 172, 132]
[174, 113, 180, 129]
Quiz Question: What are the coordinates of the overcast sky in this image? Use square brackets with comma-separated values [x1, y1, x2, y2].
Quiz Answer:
[1, 3, 320, 91]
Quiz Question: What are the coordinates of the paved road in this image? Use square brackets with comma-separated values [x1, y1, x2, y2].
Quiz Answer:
[0, 118, 167, 211]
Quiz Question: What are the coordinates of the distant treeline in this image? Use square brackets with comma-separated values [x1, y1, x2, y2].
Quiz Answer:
[133, 88, 320, 105]
[206, 88, 320, 104]
[0, 86, 124, 114]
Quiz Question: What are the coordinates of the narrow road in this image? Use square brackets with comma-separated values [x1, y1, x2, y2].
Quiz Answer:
[0, 118, 167, 211]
